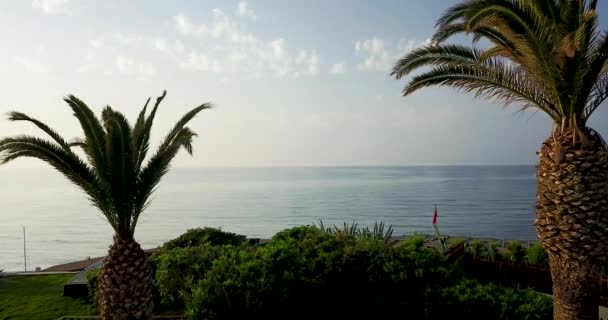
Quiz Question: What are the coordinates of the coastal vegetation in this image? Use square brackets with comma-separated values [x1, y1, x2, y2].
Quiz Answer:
[392, 0, 608, 318]
[148, 226, 553, 320]
[0, 91, 210, 319]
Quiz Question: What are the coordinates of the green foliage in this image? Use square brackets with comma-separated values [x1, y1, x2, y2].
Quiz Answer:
[0, 92, 210, 239]
[436, 279, 553, 320]
[154, 244, 230, 307]
[448, 237, 466, 249]
[162, 227, 246, 250]
[392, 0, 608, 141]
[527, 243, 549, 267]
[506, 241, 526, 264]
[487, 241, 499, 262]
[86, 269, 101, 304]
[182, 226, 548, 320]
[272, 225, 324, 242]
[315, 220, 394, 243]
[467, 239, 487, 259]
[398, 234, 426, 250]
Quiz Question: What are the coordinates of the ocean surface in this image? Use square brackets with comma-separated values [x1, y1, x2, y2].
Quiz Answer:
[0, 166, 538, 271]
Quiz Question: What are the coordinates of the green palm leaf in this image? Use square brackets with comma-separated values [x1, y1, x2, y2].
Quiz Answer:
[393, 0, 606, 138]
[0, 91, 209, 240]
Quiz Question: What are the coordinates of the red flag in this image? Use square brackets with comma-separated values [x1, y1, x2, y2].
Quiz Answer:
[432, 207, 438, 225]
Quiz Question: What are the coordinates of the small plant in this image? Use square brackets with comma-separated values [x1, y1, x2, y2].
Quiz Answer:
[448, 237, 466, 249]
[398, 235, 426, 249]
[86, 269, 101, 304]
[315, 220, 394, 244]
[507, 241, 526, 263]
[527, 243, 549, 267]
[466, 240, 487, 259]
[487, 241, 499, 261]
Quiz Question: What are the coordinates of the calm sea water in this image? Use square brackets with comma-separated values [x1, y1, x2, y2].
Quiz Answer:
[0, 166, 537, 271]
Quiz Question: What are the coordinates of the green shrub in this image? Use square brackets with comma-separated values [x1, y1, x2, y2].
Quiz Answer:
[187, 246, 270, 319]
[527, 243, 549, 267]
[448, 237, 466, 249]
[466, 239, 487, 259]
[435, 279, 552, 320]
[398, 234, 426, 249]
[154, 244, 233, 307]
[86, 269, 101, 303]
[162, 227, 246, 250]
[488, 241, 499, 261]
[186, 228, 460, 320]
[272, 225, 324, 242]
[316, 220, 395, 243]
[507, 241, 526, 263]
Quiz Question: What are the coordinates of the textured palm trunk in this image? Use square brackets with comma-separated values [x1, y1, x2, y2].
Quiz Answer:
[98, 237, 154, 320]
[535, 129, 608, 320]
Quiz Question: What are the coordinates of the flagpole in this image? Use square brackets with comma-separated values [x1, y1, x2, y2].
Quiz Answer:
[433, 204, 446, 252]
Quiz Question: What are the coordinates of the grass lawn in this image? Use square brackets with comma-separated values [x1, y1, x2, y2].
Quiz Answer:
[0, 274, 96, 320]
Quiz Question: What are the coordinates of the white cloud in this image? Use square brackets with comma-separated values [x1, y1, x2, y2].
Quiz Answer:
[237, 2, 257, 20]
[355, 37, 429, 72]
[14, 56, 48, 73]
[295, 50, 319, 75]
[330, 62, 346, 74]
[115, 55, 156, 77]
[32, 0, 71, 15]
[90, 38, 104, 48]
[169, 8, 320, 78]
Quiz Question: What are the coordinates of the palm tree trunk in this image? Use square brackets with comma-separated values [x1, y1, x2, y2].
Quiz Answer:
[98, 237, 154, 320]
[536, 129, 608, 320]
[548, 253, 601, 320]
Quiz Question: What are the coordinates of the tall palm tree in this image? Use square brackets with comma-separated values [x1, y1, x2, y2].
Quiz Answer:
[0, 91, 210, 319]
[392, 1, 607, 319]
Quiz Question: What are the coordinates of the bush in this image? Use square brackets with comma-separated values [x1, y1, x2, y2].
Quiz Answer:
[398, 234, 426, 250]
[487, 241, 499, 261]
[527, 243, 549, 267]
[86, 269, 100, 304]
[162, 227, 246, 250]
[186, 229, 462, 320]
[154, 244, 231, 307]
[434, 279, 553, 320]
[448, 237, 466, 249]
[506, 241, 526, 263]
[154, 226, 553, 320]
[316, 221, 394, 243]
[467, 239, 487, 259]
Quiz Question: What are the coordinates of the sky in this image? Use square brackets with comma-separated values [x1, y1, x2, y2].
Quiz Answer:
[0, 0, 607, 167]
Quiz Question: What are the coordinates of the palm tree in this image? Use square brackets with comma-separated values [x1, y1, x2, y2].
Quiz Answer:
[392, 1, 607, 319]
[0, 91, 210, 319]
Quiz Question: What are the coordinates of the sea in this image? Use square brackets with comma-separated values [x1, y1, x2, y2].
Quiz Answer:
[0, 166, 538, 272]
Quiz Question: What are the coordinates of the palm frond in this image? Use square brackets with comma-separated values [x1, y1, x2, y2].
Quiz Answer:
[391, 45, 482, 79]
[158, 103, 212, 153]
[64, 95, 108, 180]
[394, 0, 607, 137]
[0, 136, 116, 228]
[0, 91, 208, 240]
[133, 127, 198, 233]
[404, 60, 559, 119]
[134, 91, 167, 173]
[7, 112, 71, 150]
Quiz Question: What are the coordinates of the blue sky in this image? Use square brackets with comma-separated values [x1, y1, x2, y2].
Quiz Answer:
[1, 0, 607, 167]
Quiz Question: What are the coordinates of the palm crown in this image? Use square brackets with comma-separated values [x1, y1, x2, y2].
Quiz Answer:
[0, 91, 210, 239]
[392, 0, 607, 143]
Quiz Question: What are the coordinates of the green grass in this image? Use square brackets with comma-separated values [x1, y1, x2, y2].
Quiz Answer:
[0, 274, 96, 320]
